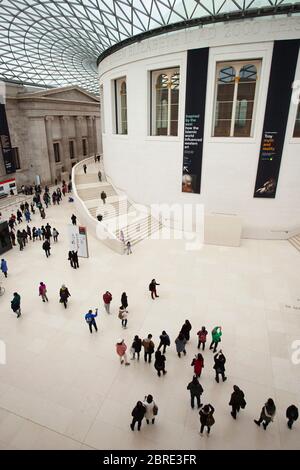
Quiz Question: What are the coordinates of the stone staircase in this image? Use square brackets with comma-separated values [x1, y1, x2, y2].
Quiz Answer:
[289, 234, 300, 252]
[74, 158, 162, 250]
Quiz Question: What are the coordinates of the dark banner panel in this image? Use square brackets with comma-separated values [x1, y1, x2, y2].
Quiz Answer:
[0, 221, 12, 255]
[254, 40, 300, 198]
[0, 102, 16, 174]
[182, 48, 209, 194]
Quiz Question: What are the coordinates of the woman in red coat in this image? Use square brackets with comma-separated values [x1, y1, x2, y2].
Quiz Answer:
[191, 353, 204, 378]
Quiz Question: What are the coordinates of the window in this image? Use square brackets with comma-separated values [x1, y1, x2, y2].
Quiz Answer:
[53, 142, 60, 162]
[293, 103, 300, 137]
[213, 60, 260, 137]
[151, 67, 179, 136]
[100, 84, 105, 134]
[114, 77, 127, 134]
[69, 140, 75, 159]
[12, 147, 20, 169]
[82, 138, 87, 156]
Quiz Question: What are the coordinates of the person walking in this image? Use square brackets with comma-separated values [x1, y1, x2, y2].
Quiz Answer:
[116, 339, 130, 366]
[187, 376, 204, 409]
[103, 291, 112, 313]
[119, 305, 128, 328]
[286, 405, 299, 430]
[229, 385, 246, 419]
[126, 241, 132, 255]
[157, 331, 171, 354]
[121, 292, 128, 309]
[1, 259, 8, 278]
[42, 239, 51, 257]
[142, 334, 155, 363]
[149, 279, 160, 299]
[131, 335, 142, 360]
[24, 209, 31, 223]
[11, 292, 21, 317]
[143, 395, 158, 425]
[39, 282, 48, 302]
[17, 230, 23, 251]
[98, 170, 102, 182]
[154, 350, 167, 377]
[83, 163, 87, 174]
[72, 251, 79, 269]
[53, 228, 59, 242]
[175, 333, 187, 358]
[101, 190, 107, 204]
[180, 320, 192, 342]
[191, 353, 204, 378]
[71, 214, 77, 225]
[209, 326, 222, 353]
[197, 326, 208, 350]
[199, 404, 215, 436]
[85, 308, 98, 333]
[10, 230, 16, 246]
[254, 398, 276, 430]
[213, 350, 227, 383]
[130, 401, 146, 431]
[37, 227, 42, 240]
[59, 284, 71, 309]
[26, 225, 32, 241]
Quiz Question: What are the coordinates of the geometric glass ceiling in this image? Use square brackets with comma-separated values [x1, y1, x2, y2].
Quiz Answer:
[0, 0, 299, 94]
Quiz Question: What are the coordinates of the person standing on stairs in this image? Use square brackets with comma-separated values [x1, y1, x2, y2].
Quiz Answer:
[101, 190, 107, 204]
[98, 170, 102, 182]
[126, 240, 132, 255]
[83, 163, 87, 174]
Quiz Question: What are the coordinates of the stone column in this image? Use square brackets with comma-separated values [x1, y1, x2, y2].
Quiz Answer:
[44, 116, 56, 183]
[92, 116, 98, 155]
[75, 116, 83, 160]
[59, 116, 70, 172]
[87, 116, 94, 157]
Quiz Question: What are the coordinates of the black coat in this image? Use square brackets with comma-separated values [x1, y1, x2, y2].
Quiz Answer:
[199, 405, 215, 426]
[187, 380, 203, 397]
[159, 333, 170, 346]
[181, 322, 192, 341]
[132, 338, 142, 353]
[154, 352, 166, 371]
[132, 404, 146, 421]
[229, 389, 245, 409]
[286, 405, 299, 421]
[213, 354, 226, 372]
[121, 294, 128, 309]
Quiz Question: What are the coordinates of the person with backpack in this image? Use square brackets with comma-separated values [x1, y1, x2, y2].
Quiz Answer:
[199, 404, 215, 435]
[59, 284, 71, 308]
[213, 350, 227, 383]
[175, 333, 187, 358]
[11, 292, 21, 317]
[1, 259, 8, 278]
[142, 334, 155, 363]
[118, 305, 128, 328]
[149, 279, 160, 299]
[254, 398, 276, 430]
[191, 353, 204, 378]
[130, 401, 146, 431]
[187, 376, 204, 409]
[180, 320, 192, 342]
[39, 282, 48, 303]
[143, 395, 158, 425]
[157, 331, 170, 354]
[154, 350, 167, 377]
[85, 308, 98, 333]
[131, 335, 142, 360]
[209, 326, 222, 353]
[116, 339, 130, 366]
[197, 326, 208, 350]
[286, 404, 299, 429]
[229, 385, 246, 419]
[103, 291, 112, 313]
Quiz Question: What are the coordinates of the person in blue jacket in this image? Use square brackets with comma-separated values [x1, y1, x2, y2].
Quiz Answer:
[85, 308, 98, 334]
[1, 259, 8, 278]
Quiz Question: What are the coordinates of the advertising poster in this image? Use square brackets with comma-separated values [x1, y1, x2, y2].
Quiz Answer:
[0, 97, 16, 174]
[182, 48, 209, 194]
[68, 224, 89, 258]
[254, 40, 300, 198]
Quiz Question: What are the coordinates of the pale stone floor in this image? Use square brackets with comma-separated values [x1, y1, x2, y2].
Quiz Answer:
[0, 195, 300, 450]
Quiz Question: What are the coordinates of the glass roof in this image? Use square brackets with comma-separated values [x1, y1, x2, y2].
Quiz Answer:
[0, 1, 298, 94]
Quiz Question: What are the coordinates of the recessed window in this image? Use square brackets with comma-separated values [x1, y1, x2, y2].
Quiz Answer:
[69, 140, 75, 159]
[53, 142, 60, 163]
[151, 68, 180, 136]
[82, 138, 87, 156]
[293, 103, 300, 137]
[114, 77, 127, 134]
[12, 147, 20, 169]
[213, 60, 261, 137]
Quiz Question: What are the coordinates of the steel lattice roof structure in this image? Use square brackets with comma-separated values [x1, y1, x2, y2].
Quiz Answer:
[0, 1, 299, 94]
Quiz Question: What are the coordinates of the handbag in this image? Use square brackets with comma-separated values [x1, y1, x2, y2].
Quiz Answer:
[206, 414, 215, 427]
[153, 404, 158, 416]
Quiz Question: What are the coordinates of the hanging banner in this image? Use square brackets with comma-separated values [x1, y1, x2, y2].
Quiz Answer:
[182, 48, 209, 194]
[254, 40, 300, 198]
[0, 99, 16, 175]
[68, 224, 89, 258]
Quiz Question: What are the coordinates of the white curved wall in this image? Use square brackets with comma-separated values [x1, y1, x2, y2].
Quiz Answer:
[98, 17, 300, 238]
